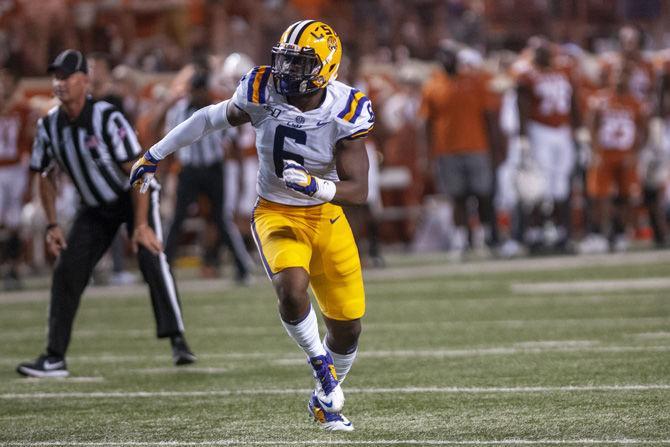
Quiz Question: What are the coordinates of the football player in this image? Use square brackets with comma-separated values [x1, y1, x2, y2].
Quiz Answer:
[130, 20, 373, 431]
[0, 68, 33, 290]
[581, 63, 646, 253]
[517, 38, 580, 251]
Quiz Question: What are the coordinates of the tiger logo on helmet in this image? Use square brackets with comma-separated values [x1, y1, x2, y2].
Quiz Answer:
[271, 20, 342, 96]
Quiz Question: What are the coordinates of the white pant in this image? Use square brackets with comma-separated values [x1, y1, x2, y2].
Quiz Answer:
[0, 164, 27, 229]
[528, 121, 575, 201]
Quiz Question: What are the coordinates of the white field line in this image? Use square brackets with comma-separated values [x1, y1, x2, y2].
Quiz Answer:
[3, 250, 670, 304]
[2, 384, 670, 400]
[632, 331, 670, 339]
[6, 315, 670, 343]
[10, 377, 104, 383]
[1, 440, 670, 446]
[512, 277, 670, 294]
[2, 344, 669, 367]
[131, 367, 230, 374]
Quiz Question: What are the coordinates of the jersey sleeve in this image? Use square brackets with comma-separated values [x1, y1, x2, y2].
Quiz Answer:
[29, 117, 53, 173]
[335, 88, 375, 142]
[231, 65, 273, 124]
[105, 109, 142, 163]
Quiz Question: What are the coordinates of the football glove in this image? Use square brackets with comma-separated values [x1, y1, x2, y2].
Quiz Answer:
[282, 160, 336, 201]
[130, 151, 160, 193]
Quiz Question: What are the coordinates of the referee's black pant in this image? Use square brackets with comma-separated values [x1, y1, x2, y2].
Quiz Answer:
[47, 189, 184, 358]
[165, 163, 250, 278]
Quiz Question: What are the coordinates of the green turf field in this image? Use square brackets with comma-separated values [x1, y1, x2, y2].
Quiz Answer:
[1, 251, 669, 446]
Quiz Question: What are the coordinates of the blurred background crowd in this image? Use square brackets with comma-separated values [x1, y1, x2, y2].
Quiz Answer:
[2, 0, 670, 290]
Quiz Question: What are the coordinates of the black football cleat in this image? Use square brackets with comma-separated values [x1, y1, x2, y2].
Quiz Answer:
[171, 335, 197, 366]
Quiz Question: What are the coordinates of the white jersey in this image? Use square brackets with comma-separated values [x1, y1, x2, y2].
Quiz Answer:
[232, 66, 374, 206]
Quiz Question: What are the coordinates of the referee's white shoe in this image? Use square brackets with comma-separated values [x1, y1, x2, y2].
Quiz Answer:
[16, 354, 69, 378]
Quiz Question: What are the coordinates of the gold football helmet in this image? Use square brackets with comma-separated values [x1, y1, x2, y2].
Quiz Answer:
[271, 20, 342, 96]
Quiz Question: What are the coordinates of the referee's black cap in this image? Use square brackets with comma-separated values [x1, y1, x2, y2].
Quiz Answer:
[48, 49, 88, 76]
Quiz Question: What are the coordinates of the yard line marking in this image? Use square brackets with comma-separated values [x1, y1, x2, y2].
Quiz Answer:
[131, 367, 230, 374]
[2, 344, 669, 367]
[3, 250, 670, 304]
[631, 331, 670, 339]
[11, 376, 103, 383]
[1, 439, 669, 445]
[2, 384, 669, 400]
[512, 277, 670, 294]
[8, 316, 668, 343]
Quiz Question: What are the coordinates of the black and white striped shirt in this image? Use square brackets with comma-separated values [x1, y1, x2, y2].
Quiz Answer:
[164, 98, 227, 168]
[30, 98, 141, 208]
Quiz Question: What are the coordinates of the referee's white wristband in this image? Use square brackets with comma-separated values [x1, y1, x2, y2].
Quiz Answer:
[313, 177, 336, 202]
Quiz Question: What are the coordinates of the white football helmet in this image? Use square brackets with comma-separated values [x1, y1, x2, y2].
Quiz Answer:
[219, 52, 254, 87]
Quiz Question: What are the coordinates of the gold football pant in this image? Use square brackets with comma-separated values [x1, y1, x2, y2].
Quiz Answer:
[251, 197, 365, 321]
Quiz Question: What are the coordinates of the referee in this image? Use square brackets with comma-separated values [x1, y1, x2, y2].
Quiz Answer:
[163, 70, 252, 282]
[16, 49, 196, 378]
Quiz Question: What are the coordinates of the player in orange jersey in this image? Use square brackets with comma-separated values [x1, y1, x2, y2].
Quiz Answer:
[580, 64, 646, 253]
[517, 38, 581, 252]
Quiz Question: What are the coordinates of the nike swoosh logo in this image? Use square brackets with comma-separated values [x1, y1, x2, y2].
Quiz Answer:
[316, 120, 329, 128]
[321, 399, 334, 408]
[329, 216, 341, 224]
[44, 360, 64, 370]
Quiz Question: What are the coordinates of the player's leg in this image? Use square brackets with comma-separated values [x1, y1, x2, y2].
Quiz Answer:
[551, 128, 576, 249]
[164, 168, 199, 264]
[527, 123, 552, 248]
[613, 158, 639, 251]
[205, 162, 251, 282]
[579, 154, 611, 254]
[17, 207, 120, 377]
[251, 200, 345, 417]
[0, 166, 25, 290]
[466, 153, 495, 249]
[441, 155, 468, 257]
[307, 205, 365, 430]
[129, 188, 195, 365]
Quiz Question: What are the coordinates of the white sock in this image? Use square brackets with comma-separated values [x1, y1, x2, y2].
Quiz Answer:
[323, 337, 357, 383]
[280, 306, 326, 359]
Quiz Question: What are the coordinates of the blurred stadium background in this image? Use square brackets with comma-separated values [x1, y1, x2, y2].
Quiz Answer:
[1, 0, 670, 444]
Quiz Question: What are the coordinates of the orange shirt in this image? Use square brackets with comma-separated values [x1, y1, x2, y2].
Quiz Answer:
[517, 65, 574, 128]
[590, 90, 643, 153]
[419, 70, 494, 156]
[0, 102, 33, 167]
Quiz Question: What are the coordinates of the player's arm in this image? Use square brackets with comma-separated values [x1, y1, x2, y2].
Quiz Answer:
[634, 108, 648, 153]
[38, 170, 67, 257]
[332, 137, 369, 205]
[570, 82, 582, 131]
[130, 100, 251, 191]
[516, 81, 532, 138]
[282, 138, 370, 205]
[30, 118, 67, 257]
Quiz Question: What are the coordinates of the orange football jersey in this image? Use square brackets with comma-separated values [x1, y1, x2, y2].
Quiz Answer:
[420, 70, 495, 156]
[517, 65, 574, 128]
[591, 90, 643, 153]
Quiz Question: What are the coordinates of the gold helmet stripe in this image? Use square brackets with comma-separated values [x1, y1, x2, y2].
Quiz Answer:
[288, 19, 316, 45]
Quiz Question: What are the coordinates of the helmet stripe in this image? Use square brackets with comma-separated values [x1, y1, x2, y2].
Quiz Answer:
[289, 20, 316, 45]
[282, 21, 302, 43]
